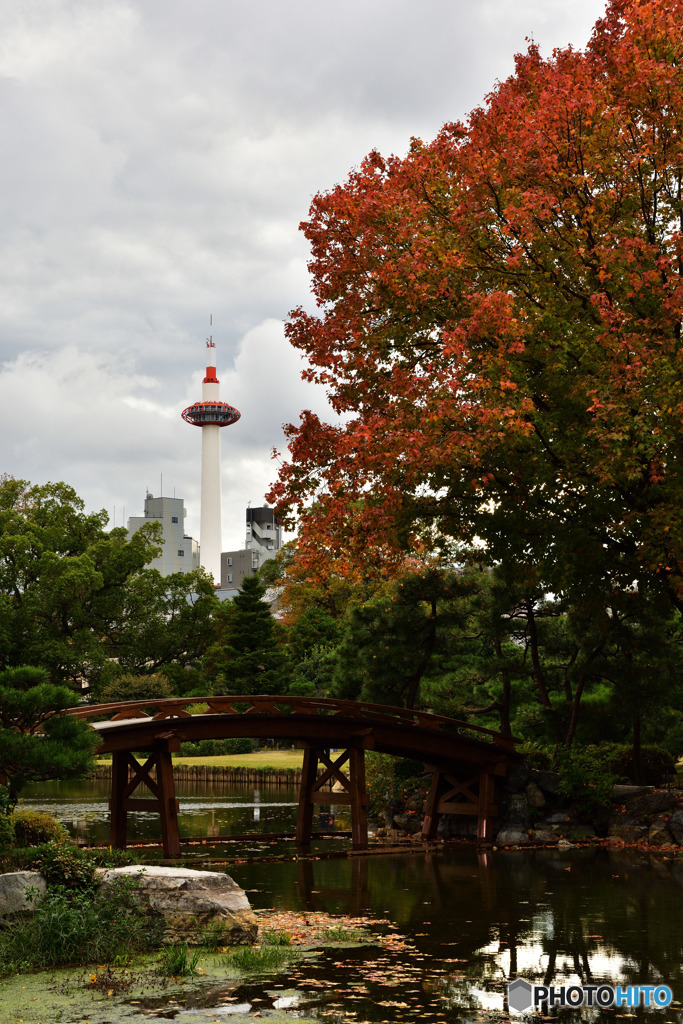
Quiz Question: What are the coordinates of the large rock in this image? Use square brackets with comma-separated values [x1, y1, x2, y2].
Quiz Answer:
[525, 782, 546, 809]
[505, 794, 530, 826]
[496, 828, 530, 845]
[505, 764, 531, 793]
[669, 809, 683, 845]
[612, 785, 653, 802]
[100, 865, 257, 945]
[0, 871, 46, 917]
[530, 770, 562, 796]
[648, 814, 674, 847]
[608, 814, 649, 843]
[625, 792, 679, 817]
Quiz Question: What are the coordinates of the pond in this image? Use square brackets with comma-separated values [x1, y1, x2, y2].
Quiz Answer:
[15, 781, 683, 1023]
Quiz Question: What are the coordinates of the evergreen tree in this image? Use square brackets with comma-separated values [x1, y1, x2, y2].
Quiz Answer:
[0, 666, 98, 802]
[202, 574, 289, 695]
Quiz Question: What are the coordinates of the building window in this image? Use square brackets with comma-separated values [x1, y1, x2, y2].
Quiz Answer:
[178, 549, 185, 556]
[171, 516, 179, 523]
[227, 573, 233, 583]
[227, 557, 232, 566]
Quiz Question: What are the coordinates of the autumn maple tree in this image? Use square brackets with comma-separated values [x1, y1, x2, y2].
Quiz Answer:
[269, 0, 683, 615]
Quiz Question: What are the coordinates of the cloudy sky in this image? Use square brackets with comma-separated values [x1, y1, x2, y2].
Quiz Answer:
[0, 0, 606, 552]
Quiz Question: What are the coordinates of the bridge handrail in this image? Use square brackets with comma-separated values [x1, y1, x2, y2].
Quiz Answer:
[67, 695, 518, 751]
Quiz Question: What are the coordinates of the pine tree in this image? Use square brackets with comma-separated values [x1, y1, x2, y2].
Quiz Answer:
[202, 575, 289, 695]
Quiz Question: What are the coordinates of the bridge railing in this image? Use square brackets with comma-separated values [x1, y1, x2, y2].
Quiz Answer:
[67, 695, 518, 751]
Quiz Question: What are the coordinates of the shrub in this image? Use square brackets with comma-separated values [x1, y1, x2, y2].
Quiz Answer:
[87, 847, 136, 869]
[178, 737, 255, 757]
[97, 673, 173, 706]
[0, 814, 14, 853]
[12, 808, 68, 846]
[557, 746, 619, 818]
[517, 741, 555, 771]
[0, 877, 149, 974]
[29, 840, 97, 892]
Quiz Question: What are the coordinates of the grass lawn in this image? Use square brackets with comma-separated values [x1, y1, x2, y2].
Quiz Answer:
[97, 750, 304, 770]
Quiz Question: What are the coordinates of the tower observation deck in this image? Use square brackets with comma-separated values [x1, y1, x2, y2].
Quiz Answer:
[181, 333, 240, 585]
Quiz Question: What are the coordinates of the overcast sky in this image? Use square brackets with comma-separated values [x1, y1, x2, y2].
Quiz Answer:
[0, 0, 606, 552]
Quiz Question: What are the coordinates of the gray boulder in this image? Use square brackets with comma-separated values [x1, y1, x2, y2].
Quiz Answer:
[626, 792, 678, 817]
[612, 785, 653, 802]
[530, 829, 559, 845]
[608, 814, 649, 843]
[530, 770, 561, 796]
[505, 764, 531, 793]
[505, 794, 530, 826]
[496, 828, 530, 845]
[525, 782, 546, 809]
[648, 814, 674, 847]
[669, 809, 683, 845]
[100, 865, 257, 945]
[0, 871, 46, 917]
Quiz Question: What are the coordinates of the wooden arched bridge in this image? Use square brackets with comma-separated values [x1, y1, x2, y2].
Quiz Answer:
[69, 696, 520, 858]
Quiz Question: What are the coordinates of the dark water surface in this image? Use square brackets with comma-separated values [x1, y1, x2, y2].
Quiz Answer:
[19, 780, 683, 1023]
[20, 777, 307, 844]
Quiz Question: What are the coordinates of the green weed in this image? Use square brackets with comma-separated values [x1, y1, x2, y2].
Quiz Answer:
[226, 945, 298, 972]
[259, 928, 292, 946]
[157, 942, 202, 977]
[0, 877, 150, 974]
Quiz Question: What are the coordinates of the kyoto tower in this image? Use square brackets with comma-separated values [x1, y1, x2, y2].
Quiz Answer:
[181, 324, 240, 585]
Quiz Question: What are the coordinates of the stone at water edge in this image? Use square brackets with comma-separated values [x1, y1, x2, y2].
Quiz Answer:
[669, 809, 683, 845]
[0, 870, 46, 917]
[99, 865, 258, 945]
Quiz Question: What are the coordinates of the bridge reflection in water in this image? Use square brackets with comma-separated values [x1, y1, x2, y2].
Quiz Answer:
[69, 696, 520, 858]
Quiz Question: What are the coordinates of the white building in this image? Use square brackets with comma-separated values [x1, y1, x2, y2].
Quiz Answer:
[127, 494, 200, 576]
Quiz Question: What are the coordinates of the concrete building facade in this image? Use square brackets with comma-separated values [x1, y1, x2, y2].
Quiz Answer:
[127, 494, 199, 576]
[220, 506, 282, 592]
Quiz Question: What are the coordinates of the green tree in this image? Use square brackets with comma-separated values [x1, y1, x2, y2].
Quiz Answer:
[203, 575, 289, 695]
[0, 477, 160, 684]
[97, 672, 173, 706]
[0, 667, 98, 802]
[333, 567, 473, 710]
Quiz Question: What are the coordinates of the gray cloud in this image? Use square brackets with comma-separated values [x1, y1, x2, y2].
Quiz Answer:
[0, 0, 606, 549]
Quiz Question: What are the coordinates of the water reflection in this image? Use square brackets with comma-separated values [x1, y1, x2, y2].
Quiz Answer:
[234, 847, 683, 1020]
[19, 777, 304, 844]
[18, 780, 683, 1020]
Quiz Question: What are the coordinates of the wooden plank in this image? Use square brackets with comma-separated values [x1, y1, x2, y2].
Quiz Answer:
[437, 800, 479, 815]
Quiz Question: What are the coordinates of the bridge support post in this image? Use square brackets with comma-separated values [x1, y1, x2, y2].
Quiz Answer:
[296, 743, 369, 853]
[421, 766, 500, 844]
[108, 739, 180, 858]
